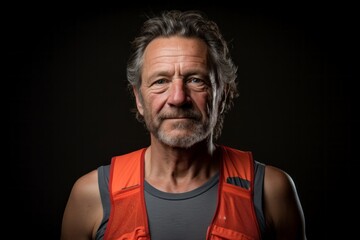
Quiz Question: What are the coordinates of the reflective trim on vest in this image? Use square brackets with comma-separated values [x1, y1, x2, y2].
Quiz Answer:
[104, 146, 261, 240]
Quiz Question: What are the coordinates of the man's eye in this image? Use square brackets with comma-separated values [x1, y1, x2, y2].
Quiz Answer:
[188, 78, 206, 85]
[154, 79, 166, 84]
[188, 78, 201, 83]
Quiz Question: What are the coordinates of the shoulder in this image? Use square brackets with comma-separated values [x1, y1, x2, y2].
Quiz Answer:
[263, 165, 307, 239]
[263, 165, 301, 213]
[61, 169, 103, 239]
[264, 165, 296, 195]
[71, 169, 99, 200]
[65, 169, 102, 218]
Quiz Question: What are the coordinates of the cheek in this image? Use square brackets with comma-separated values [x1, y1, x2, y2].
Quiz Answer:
[193, 93, 211, 114]
[144, 94, 166, 115]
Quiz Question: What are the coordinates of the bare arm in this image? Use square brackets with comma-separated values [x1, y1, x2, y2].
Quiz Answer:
[61, 170, 103, 240]
[263, 165, 307, 240]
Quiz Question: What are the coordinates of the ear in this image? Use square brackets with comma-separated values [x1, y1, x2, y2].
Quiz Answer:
[133, 86, 144, 116]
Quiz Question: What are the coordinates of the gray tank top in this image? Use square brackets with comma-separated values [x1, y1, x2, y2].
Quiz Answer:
[96, 161, 266, 239]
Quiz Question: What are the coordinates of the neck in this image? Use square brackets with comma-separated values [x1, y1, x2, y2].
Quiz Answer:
[144, 140, 220, 193]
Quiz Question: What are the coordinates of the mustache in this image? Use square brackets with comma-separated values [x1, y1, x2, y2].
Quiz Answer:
[159, 109, 202, 121]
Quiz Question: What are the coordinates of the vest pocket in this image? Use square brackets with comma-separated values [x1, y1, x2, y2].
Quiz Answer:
[208, 225, 255, 240]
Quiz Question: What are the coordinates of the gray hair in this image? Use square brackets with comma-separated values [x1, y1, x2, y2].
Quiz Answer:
[127, 10, 238, 139]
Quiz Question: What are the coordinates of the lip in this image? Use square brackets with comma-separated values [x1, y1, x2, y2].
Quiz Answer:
[160, 114, 199, 121]
[165, 117, 192, 120]
[163, 117, 197, 122]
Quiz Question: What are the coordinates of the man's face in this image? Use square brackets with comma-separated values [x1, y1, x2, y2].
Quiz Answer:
[134, 36, 216, 148]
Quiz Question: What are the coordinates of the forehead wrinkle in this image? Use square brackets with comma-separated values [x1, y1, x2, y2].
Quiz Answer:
[142, 37, 208, 79]
[146, 62, 208, 79]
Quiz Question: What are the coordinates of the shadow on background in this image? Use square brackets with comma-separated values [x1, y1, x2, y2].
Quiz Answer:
[5, 4, 356, 239]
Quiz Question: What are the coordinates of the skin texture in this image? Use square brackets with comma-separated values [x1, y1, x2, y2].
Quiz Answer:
[61, 36, 307, 240]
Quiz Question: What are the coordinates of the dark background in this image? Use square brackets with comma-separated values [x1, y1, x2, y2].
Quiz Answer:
[5, 4, 356, 239]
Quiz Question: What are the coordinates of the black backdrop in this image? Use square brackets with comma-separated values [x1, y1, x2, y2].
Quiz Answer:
[6, 4, 356, 239]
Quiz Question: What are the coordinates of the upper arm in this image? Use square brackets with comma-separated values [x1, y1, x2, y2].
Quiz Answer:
[61, 169, 103, 240]
[263, 165, 307, 240]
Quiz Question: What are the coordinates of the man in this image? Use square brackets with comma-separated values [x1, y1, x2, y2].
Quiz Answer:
[61, 10, 307, 240]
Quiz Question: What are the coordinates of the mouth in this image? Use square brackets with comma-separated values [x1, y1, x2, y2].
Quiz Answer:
[162, 115, 199, 121]
[166, 115, 192, 119]
[159, 110, 202, 122]
[163, 117, 194, 122]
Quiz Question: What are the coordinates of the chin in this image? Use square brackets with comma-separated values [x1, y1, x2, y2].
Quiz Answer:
[159, 132, 208, 148]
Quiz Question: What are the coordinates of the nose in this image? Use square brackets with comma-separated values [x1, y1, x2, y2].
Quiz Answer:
[167, 80, 189, 106]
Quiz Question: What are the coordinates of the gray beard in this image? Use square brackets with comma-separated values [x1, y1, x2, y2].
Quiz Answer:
[155, 120, 211, 148]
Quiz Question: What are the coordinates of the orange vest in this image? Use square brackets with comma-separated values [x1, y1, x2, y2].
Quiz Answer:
[104, 145, 261, 240]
